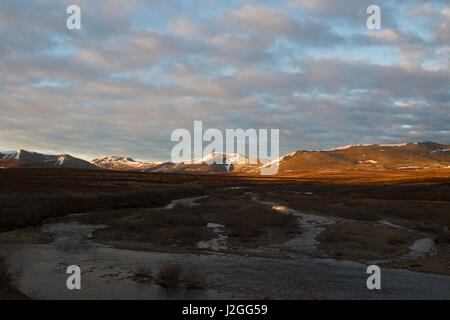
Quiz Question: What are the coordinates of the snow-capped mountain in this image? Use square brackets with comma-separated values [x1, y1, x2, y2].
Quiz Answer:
[187, 152, 266, 172]
[140, 161, 177, 172]
[143, 153, 236, 173]
[0, 150, 22, 160]
[0, 149, 98, 169]
[91, 156, 166, 171]
[190, 153, 258, 165]
[93, 152, 268, 173]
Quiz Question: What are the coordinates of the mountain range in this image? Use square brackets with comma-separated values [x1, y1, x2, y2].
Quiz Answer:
[1, 142, 449, 175]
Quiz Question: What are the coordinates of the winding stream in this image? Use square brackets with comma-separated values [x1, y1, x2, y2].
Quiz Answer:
[252, 196, 339, 257]
[253, 196, 436, 261]
[377, 220, 437, 260]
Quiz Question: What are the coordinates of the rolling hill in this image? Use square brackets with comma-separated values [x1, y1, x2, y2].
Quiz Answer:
[254, 142, 450, 175]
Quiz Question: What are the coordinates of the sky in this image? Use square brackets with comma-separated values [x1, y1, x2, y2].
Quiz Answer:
[0, 0, 449, 161]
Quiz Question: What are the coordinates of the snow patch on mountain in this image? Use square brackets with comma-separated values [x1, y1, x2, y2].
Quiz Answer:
[91, 156, 171, 171]
[378, 143, 409, 147]
[431, 148, 450, 153]
[326, 143, 412, 151]
[187, 153, 263, 171]
[0, 150, 21, 160]
[191, 153, 251, 165]
[259, 151, 297, 169]
[92, 156, 146, 168]
[325, 144, 372, 151]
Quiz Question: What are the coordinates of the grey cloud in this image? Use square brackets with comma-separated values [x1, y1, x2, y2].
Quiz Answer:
[297, 57, 450, 102]
[224, 4, 343, 46]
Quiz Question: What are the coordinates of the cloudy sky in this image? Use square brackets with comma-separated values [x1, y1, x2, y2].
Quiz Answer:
[0, 0, 449, 161]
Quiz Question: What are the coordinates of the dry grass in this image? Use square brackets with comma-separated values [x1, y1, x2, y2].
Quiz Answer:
[156, 265, 183, 288]
[131, 266, 153, 284]
[181, 268, 207, 289]
[93, 203, 214, 247]
[262, 190, 450, 229]
[317, 221, 418, 261]
[0, 186, 206, 232]
[92, 198, 299, 250]
[155, 265, 207, 289]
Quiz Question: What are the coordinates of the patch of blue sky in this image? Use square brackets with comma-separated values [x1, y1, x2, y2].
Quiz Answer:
[310, 45, 399, 65]
[392, 98, 429, 108]
[331, 22, 368, 38]
[395, 3, 436, 39]
[31, 80, 72, 88]
[220, 67, 236, 77]
[140, 64, 173, 87]
[43, 45, 77, 57]
[255, 94, 282, 110]
[109, 72, 133, 80]
[422, 59, 445, 69]
[267, 39, 304, 72]
[131, 0, 242, 32]
[132, 6, 171, 32]
[185, 54, 209, 66]
[43, 34, 78, 57]
[268, 37, 399, 71]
